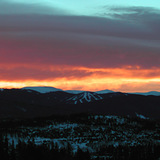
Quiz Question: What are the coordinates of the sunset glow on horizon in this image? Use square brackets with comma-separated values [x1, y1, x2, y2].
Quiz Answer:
[0, 65, 160, 92]
[0, 0, 160, 92]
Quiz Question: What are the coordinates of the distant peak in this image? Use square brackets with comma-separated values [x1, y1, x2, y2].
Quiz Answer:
[131, 91, 160, 96]
[22, 86, 63, 93]
[95, 89, 114, 94]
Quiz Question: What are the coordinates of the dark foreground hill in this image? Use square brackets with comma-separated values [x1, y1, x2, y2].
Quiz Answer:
[1, 113, 160, 160]
[0, 89, 160, 119]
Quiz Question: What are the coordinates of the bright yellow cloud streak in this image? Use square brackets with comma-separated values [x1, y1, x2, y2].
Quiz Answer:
[0, 64, 160, 92]
[0, 76, 160, 92]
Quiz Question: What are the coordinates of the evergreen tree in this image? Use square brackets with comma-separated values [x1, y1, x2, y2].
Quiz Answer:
[10, 140, 16, 160]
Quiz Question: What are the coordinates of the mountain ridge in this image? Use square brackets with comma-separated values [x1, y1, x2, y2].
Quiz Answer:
[22, 86, 63, 93]
[0, 88, 160, 119]
[19, 86, 160, 96]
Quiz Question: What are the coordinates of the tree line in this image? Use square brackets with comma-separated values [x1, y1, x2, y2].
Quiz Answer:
[0, 134, 90, 160]
[1, 134, 160, 160]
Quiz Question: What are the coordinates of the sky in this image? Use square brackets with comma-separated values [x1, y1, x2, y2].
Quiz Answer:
[0, 0, 160, 92]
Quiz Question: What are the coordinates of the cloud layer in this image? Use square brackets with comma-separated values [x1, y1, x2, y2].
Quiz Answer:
[0, 2, 160, 92]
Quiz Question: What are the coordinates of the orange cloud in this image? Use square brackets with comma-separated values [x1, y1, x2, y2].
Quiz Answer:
[0, 64, 160, 92]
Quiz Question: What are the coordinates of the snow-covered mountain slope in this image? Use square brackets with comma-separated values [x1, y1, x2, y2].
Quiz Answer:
[135, 113, 149, 120]
[64, 90, 84, 94]
[22, 86, 63, 93]
[131, 91, 160, 96]
[95, 89, 114, 94]
[66, 91, 103, 104]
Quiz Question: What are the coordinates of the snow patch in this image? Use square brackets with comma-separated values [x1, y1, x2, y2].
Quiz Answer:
[135, 113, 149, 119]
[22, 86, 63, 93]
[66, 92, 103, 104]
[65, 90, 84, 94]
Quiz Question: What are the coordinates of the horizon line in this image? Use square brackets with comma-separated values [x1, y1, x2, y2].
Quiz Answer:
[0, 86, 160, 93]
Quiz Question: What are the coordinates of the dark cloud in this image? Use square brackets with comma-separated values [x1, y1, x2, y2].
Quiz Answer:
[108, 6, 160, 33]
[0, 32, 160, 68]
[108, 6, 160, 21]
[1, 14, 160, 40]
[0, 7, 160, 69]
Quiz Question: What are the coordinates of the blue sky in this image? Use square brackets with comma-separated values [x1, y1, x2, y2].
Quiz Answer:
[1, 0, 160, 16]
